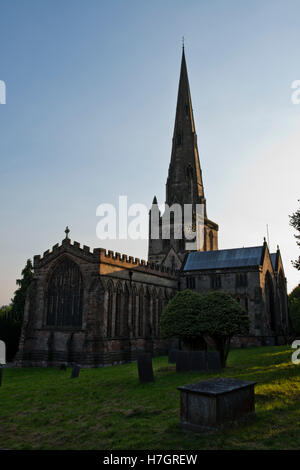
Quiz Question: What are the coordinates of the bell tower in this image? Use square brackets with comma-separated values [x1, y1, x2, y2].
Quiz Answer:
[148, 47, 218, 269]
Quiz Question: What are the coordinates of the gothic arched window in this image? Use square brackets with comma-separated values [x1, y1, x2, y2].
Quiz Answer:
[46, 258, 83, 328]
[115, 283, 122, 337]
[131, 286, 137, 336]
[278, 270, 287, 323]
[106, 282, 113, 337]
[152, 290, 157, 336]
[123, 284, 129, 337]
[265, 271, 276, 331]
[209, 231, 214, 250]
[138, 289, 144, 337]
[176, 133, 182, 146]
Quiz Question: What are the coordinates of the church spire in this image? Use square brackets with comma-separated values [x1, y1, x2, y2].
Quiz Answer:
[166, 47, 205, 212]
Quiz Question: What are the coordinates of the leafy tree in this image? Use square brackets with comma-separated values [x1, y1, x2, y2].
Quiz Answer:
[11, 259, 33, 321]
[289, 201, 300, 270]
[160, 290, 250, 367]
[289, 284, 300, 334]
[0, 260, 33, 362]
[0, 305, 12, 318]
[159, 290, 206, 350]
[199, 291, 250, 367]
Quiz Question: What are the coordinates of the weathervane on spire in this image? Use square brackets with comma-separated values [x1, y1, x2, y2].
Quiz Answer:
[182, 36, 184, 49]
[65, 226, 70, 239]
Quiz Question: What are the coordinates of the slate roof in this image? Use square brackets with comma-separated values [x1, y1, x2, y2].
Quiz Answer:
[270, 253, 277, 271]
[183, 246, 264, 271]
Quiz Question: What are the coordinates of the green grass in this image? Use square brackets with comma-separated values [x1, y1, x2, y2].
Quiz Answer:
[0, 346, 300, 450]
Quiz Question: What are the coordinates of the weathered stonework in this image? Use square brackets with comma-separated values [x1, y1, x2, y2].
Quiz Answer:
[16, 240, 178, 367]
[16, 48, 290, 367]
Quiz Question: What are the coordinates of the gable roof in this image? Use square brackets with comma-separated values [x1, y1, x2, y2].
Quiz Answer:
[270, 253, 277, 271]
[183, 246, 264, 271]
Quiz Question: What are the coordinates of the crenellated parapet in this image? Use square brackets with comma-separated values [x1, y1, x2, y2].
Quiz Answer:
[33, 238, 102, 268]
[99, 248, 178, 278]
[33, 239, 178, 278]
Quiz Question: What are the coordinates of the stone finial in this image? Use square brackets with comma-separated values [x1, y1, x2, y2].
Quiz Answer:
[65, 226, 70, 239]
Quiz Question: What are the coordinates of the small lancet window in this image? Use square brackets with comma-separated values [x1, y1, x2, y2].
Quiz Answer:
[176, 133, 182, 146]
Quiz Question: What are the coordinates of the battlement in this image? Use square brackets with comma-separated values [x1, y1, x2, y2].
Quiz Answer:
[33, 238, 101, 267]
[100, 248, 178, 278]
[33, 239, 178, 278]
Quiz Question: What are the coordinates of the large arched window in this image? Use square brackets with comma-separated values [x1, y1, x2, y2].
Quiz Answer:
[46, 258, 83, 327]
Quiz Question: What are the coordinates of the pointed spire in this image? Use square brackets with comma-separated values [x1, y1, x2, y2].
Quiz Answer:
[152, 195, 158, 205]
[166, 47, 205, 211]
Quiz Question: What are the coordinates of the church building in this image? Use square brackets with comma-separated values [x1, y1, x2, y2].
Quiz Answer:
[16, 48, 289, 367]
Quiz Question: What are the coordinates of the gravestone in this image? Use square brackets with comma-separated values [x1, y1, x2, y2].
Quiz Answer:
[189, 351, 206, 371]
[178, 378, 256, 432]
[168, 349, 178, 364]
[207, 351, 222, 371]
[137, 353, 154, 383]
[71, 365, 80, 379]
[60, 363, 67, 371]
[176, 351, 191, 372]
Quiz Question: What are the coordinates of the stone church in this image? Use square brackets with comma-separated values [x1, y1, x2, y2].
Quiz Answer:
[16, 48, 289, 367]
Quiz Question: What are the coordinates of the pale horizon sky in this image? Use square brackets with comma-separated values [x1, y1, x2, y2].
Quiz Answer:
[0, 0, 299, 305]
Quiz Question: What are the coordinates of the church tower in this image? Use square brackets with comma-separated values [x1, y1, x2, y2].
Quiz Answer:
[148, 47, 218, 269]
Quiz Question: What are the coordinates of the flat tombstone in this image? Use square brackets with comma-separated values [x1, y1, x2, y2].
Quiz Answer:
[168, 349, 178, 364]
[137, 354, 154, 383]
[189, 351, 207, 371]
[176, 351, 191, 372]
[207, 351, 222, 371]
[178, 378, 256, 432]
[71, 365, 80, 379]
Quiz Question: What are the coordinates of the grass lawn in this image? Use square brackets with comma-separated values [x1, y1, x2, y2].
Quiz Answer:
[0, 345, 300, 450]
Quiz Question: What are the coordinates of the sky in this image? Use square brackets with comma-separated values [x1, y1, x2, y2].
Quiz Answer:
[0, 0, 299, 305]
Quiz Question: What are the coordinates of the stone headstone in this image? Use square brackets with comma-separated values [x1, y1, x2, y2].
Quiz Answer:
[168, 349, 178, 364]
[207, 351, 222, 371]
[60, 363, 67, 371]
[137, 353, 154, 383]
[71, 365, 80, 379]
[189, 351, 207, 371]
[176, 351, 191, 372]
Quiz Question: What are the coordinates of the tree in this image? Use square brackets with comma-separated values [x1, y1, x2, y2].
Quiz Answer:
[289, 284, 300, 334]
[11, 259, 33, 321]
[0, 260, 33, 362]
[199, 291, 250, 367]
[289, 201, 300, 270]
[0, 305, 12, 318]
[159, 290, 206, 350]
[160, 289, 250, 367]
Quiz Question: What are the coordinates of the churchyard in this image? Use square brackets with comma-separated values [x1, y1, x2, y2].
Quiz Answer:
[0, 345, 299, 450]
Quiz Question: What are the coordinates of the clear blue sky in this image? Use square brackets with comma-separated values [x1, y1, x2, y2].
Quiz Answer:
[0, 0, 299, 305]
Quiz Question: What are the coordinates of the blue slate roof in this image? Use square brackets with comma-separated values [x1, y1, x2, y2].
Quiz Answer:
[183, 246, 264, 271]
[270, 253, 277, 271]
